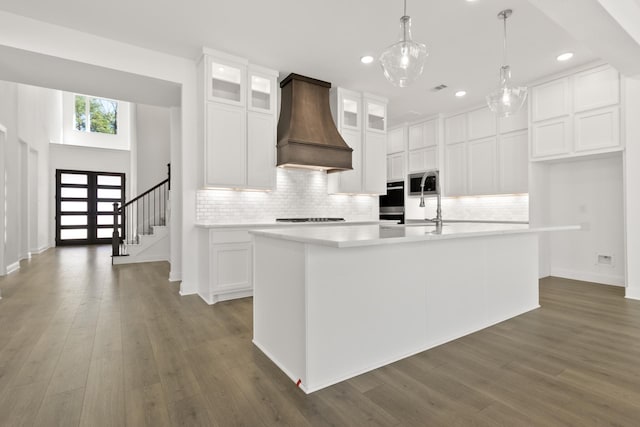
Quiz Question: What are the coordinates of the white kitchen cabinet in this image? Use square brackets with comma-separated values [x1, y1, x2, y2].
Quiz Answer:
[248, 66, 277, 114]
[444, 114, 466, 145]
[207, 56, 247, 107]
[365, 97, 386, 133]
[530, 64, 621, 161]
[443, 103, 528, 196]
[200, 229, 253, 304]
[531, 117, 572, 158]
[498, 131, 528, 194]
[364, 131, 387, 194]
[328, 128, 362, 194]
[387, 127, 405, 154]
[531, 77, 570, 122]
[247, 111, 276, 189]
[408, 147, 438, 174]
[211, 243, 252, 294]
[467, 107, 496, 141]
[467, 137, 497, 195]
[387, 153, 404, 181]
[200, 48, 278, 189]
[329, 89, 387, 195]
[409, 118, 438, 150]
[335, 89, 362, 131]
[573, 65, 619, 112]
[206, 103, 247, 187]
[574, 106, 620, 153]
[445, 142, 466, 196]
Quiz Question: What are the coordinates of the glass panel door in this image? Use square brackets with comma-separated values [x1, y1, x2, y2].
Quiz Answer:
[56, 170, 125, 246]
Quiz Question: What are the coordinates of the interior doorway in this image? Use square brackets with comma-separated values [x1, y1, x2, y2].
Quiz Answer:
[55, 169, 125, 246]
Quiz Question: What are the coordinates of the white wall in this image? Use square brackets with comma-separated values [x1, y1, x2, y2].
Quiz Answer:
[624, 75, 640, 299]
[135, 104, 171, 193]
[0, 81, 60, 274]
[546, 155, 625, 286]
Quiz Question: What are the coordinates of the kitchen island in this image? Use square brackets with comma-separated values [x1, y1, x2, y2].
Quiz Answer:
[250, 223, 579, 393]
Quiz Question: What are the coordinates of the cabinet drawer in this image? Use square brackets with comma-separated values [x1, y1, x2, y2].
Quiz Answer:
[210, 230, 251, 244]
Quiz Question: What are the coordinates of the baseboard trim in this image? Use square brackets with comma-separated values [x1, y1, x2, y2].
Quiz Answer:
[6, 262, 20, 275]
[169, 270, 182, 282]
[625, 288, 640, 300]
[550, 268, 625, 287]
[112, 256, 169, 265]
[32, 245, 50, 255]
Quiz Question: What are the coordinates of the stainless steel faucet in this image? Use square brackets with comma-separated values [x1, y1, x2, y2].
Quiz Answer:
[419, 169, 443, 229]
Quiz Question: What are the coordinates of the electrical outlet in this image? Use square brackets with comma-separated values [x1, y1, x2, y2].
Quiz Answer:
[597, 254, 613, 266]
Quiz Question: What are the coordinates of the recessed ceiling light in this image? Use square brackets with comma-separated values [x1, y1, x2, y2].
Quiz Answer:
[455, 90, 467, 97]
[557, 52, 574, 61]
[360, 55, 374, 64]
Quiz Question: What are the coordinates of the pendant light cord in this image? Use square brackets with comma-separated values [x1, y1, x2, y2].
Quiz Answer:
[502, 13, 508, 66]
[404, 0, 407, 17]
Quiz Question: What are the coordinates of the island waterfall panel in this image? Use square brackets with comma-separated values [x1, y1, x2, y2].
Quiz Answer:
[252, 230, 540, 393]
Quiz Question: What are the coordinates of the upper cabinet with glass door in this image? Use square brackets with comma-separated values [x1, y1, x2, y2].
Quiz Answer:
[206, 51, 248, 107]
[364, 95, 387, 133]
[248, 65, 278, 114]
[333, 89, 361, 131]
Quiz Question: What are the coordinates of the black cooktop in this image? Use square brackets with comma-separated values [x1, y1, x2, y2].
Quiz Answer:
[276, 218, 345, 223]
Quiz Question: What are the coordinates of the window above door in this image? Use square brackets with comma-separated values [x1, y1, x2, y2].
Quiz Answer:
[59, 92, 131, 151]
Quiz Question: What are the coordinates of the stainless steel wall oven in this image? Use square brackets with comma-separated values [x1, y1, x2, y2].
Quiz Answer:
[379, 180, 404, 224]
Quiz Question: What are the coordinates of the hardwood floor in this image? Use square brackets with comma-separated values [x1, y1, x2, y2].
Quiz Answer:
[1, 246, 640, 426]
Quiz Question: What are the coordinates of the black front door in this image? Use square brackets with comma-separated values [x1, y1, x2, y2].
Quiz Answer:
[55, 169, 125, 246]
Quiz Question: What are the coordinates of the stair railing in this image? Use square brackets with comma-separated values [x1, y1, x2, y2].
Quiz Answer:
[112, 163, 170, 257]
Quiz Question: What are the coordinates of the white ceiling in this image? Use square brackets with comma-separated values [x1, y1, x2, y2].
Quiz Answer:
[0, 0, 602, 125]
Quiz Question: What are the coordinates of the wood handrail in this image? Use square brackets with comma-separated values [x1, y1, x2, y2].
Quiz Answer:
[120, 178, 169, 211]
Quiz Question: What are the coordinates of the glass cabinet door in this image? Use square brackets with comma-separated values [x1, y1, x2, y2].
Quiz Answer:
[248, 71, 276, 113]
[342, 96, 361, 130]
[209, 59, 247, 106]
[366, 100, 386, 132]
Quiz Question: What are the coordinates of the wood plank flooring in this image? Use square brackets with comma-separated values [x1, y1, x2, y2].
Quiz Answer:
[1, 245, 640, 426]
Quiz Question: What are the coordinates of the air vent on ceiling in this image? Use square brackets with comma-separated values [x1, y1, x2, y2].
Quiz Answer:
[431, 84, 448, 92]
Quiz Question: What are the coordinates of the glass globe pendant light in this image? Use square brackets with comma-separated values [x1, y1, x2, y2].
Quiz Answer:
[486, 9, 527, 117]
[379, 0, 428, 88]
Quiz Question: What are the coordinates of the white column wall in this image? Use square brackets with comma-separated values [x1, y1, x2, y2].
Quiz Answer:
[135, 104, 170, 194]
[624, 75, 640, 299]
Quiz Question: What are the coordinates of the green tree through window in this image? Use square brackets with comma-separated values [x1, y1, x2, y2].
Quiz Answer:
[74, 95, 118, 135]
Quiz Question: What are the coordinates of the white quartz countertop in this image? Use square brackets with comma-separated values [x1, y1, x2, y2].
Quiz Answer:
[249, 223, 581, 248]
[195, 220, 391, 229]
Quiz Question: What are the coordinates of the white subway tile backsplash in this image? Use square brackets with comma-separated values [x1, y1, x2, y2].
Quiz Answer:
[197, 169, 378, 223]
[197, 168, 529, 224]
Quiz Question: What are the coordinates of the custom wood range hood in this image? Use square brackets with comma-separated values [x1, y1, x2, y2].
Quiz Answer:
[276, 73, 353, 172]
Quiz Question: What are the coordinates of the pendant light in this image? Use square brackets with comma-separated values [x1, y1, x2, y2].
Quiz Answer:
[379, 0, 428, 88]
[486, 9, 527, 117]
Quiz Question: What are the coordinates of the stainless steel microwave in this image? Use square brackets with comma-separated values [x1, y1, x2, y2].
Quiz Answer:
[408, 171, 438, 196]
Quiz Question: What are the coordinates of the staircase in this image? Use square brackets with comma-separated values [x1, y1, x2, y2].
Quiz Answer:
[112, 164, 170, 265]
